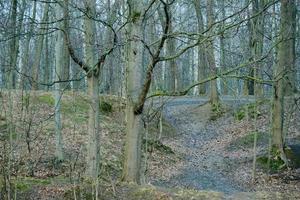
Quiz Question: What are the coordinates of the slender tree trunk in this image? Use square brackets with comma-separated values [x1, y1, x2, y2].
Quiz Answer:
[103, 0, 119, 94]
[193, 0, 208, 95]
[250, 0, 265, 96]
[7, 0, 18, 89]
[159, 7, 177, 93]
[32, 2, 49, 90]
[54, 0, 68, 162]
[207, 0, 219, 104]
[219, 0, 228, 95]
[61, 0, 70, 90]
[20, 0, 37, 90]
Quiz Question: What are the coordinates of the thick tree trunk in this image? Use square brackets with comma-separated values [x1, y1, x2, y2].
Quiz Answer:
[123, 104, 143, 183]
[82, 0, 101, 179]
[85, 74, 100, 178]
[122, 0, 143, 183]
[272, 0, 296, 157]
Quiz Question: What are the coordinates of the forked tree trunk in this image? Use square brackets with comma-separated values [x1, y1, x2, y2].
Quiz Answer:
[83, 0, 101, 179]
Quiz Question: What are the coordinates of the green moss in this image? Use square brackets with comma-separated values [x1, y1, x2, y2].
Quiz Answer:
[257, 146, 286, 172]
[127, 184, 223, 200]
[62, 96, 89, 123]
[234, 109, 245, 120]
[64, 185, 94, 200]
[11, 177, 51, 193]
[22, 93, 31, 108]
[257, 156, 285, 173]
[100, 101, 112, 113]
[234, 100, 266, 121]
[210, 102, 224, 121]
[37, 94, 55, 106]
[143, 139, 174, 154]
[131, 11, 141, 23]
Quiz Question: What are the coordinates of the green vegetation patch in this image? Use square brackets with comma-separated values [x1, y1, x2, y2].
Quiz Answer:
[12, 177, 51, 192]
[126, 184, 223, 200]
[257, 146, 287, 173]
[143, 139, 174, 154]
[36, 94, 55, 106]
[234, 100, 268, 121]
[210, 102, 225, 121]
[100, 101, 113, 113]
[227, 131, 268, 150]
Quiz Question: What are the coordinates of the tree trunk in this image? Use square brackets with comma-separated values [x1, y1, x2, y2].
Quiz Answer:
[219, 0, 228, 95]
[85, 74, 100, 178]
[20, 0, 37, 90]
[122, 0, 143, 183]
[158, 7, 177, 93]
[54, 0, 68, 162]
[61, 0, 70, 90]
[272, 0, 296, 157]
[32, 2, 49, 90]
[250, 0, 265, 96]
[193, 0, 208, 95]
[83, 0, 100, 179]
[207, 0, 219, 104]
[7, 0, 18, 89]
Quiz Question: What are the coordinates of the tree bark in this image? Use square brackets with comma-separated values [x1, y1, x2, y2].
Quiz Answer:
[207, 0, 219, 104]
[32, 2, 49, 90]
[250, 0, 265, 96]
[7, 0, 18, 89]
[219, 0, 228, 95]
[272, 0, 296, 158]
[83, 0, 101, 179]
[193, 0, 208, 95]
[122, 0, 144, 183]
[54, 0, 68, 162]
[20, 0, 37, 90]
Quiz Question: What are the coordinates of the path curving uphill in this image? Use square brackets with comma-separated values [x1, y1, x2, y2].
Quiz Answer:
[154, 97, 253, 195]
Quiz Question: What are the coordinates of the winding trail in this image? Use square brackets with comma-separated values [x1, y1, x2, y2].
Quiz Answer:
[155, 97, 255, 194]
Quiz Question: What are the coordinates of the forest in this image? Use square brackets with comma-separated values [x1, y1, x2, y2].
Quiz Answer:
[0, 0, 300, 199]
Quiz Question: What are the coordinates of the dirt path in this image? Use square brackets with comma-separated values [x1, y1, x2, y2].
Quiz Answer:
[154, 98, 249, 194]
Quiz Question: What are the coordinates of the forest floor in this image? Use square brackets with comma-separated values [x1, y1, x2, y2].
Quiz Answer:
[149, 96, 300, 198]
[1, 92, 300, 199]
